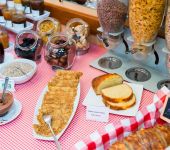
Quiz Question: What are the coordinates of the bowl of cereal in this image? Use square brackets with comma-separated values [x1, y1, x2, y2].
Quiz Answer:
[0, 59, 37, 84]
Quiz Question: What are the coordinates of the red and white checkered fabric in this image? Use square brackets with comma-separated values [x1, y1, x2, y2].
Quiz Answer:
[72, 86, 170, 150]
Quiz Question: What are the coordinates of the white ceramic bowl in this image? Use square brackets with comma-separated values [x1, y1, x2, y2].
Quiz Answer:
[0, 59, 37, 84]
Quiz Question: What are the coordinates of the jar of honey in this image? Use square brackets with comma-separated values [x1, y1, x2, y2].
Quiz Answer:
[12, 11, 26, 29]
[30, 0, 44, 16]
[0, 27, 9, 49]
[21, 0, 30, 14]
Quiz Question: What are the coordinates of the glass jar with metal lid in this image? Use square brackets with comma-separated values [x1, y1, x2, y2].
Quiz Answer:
[37, 17, 61, 43]
[66, 18, 89, 55]
[45, 33, 76, 70]
[15, 30, 43, 61]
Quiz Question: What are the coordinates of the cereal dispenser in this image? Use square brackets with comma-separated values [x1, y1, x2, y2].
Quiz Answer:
[97, 0, 128, 49]
[165, 0, 170, 73]
[129, 0, 166, 60]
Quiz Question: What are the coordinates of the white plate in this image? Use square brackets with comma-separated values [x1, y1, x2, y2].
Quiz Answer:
[26, 11, 50, 21]
[0, 58, 37, 84]
[0, 22, 33, 34]
[33, 83, 80, 141]
[0, 99, 22, 125]
[83, 83, 143, 117]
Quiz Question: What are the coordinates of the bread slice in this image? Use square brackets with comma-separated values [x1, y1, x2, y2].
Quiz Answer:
[103, 94, 136, 110]
[92, 74, 123, 95]
[101, 83, 133, 103]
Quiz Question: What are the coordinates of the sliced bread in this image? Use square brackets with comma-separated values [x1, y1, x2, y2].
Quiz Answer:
[92, 73, 123, 95]
[101, 83, 133, 103]
[103, 94, 136, 110]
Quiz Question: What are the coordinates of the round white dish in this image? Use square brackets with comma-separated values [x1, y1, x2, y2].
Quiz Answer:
[0, 59, 37, 84]
[0, 99, 22, 126]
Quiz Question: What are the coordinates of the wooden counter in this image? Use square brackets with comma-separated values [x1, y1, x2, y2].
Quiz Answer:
[44, 0, 99, 34]
[44, 0, 165, 38]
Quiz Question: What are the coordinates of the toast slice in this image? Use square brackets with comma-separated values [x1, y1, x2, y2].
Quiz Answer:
[101, 83, 133, 103]
[103, 94, 136, 110]
[92, 74, 123, 95]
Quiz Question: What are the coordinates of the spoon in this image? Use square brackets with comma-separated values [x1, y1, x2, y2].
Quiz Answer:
[1, 77, 9, 104]
[43, 115, 62, 150]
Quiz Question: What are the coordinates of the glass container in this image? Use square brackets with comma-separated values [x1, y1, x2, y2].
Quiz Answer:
[97, 0, 128, 49]
[21, 0, 30, 14]
[129, 0, 166, 57]
[0, 42, 4, 63]
[12, 11, 26, 29]
[66, 18, 89, 55]
[45, 33, 76, 70]
[0, 0, 6, 23]
[15, 30, 43, 61]
[30, 0, 44, 16]
[0, 27, 9, 49]
[37, 17, 61, 43]
[2, 7, 15, 27]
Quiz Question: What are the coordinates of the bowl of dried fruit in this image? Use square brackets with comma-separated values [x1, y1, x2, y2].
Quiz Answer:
[0, 59, 37, 84]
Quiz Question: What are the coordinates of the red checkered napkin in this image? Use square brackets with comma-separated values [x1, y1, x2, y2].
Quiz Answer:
[72, 87, 169, 150]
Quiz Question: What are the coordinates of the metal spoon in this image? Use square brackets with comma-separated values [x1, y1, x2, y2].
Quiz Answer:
[43, 115, 62, 150]
[1, 77, 9, 104]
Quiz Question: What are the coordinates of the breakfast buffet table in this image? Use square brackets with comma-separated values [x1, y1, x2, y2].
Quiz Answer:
[0, 33, 159, 150]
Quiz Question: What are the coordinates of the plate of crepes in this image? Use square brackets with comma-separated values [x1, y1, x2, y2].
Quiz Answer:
[33, 70, 83, 140]
[83, 73, 143, 116]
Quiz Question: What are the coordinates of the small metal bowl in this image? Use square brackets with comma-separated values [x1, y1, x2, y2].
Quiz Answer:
[157, 80, 170, 90]
[125, 67, 151, 82]
[98, 57, 122, 69]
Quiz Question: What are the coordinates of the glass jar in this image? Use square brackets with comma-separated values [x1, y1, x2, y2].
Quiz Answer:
[129, 0, 166, 54]
[37, 17, 61, 43]
[21, 0, 30, 14]
[45, 33, 76, 70]
[30, 0, 44, 16]
[0, 27, 9, 49]
[15, 30, 43, 61]
[0, 42, 4, 63]
[0, 0, 6, 23]
[66, 18, 89, 55]
[2, 8, 15, 27]
[97, 0, 128, 48]
[12, 11, 26, 29]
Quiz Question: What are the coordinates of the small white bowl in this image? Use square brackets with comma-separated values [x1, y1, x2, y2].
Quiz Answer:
[0, 59, 37, 84]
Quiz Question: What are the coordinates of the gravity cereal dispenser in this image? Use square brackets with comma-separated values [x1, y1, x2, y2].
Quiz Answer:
[97, 0, 128, 49]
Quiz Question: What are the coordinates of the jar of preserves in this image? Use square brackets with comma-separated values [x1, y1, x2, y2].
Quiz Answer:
[0, 27, 9, 49]
[97, 0, 128, 48]
[66, 18, 89, 55]
[0, 42, 4, 63]
[12, 11, 26, 29]
[45, 33, 76, 70]
[30, 0, 44, 16]
[129, 0, 166, 55]
[37, 17, 61, 43]
[0, 0, 6, 23]
[21, 0, 30, 14]
[2, 8, 15, 27]
[15, 30, 43, 61]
